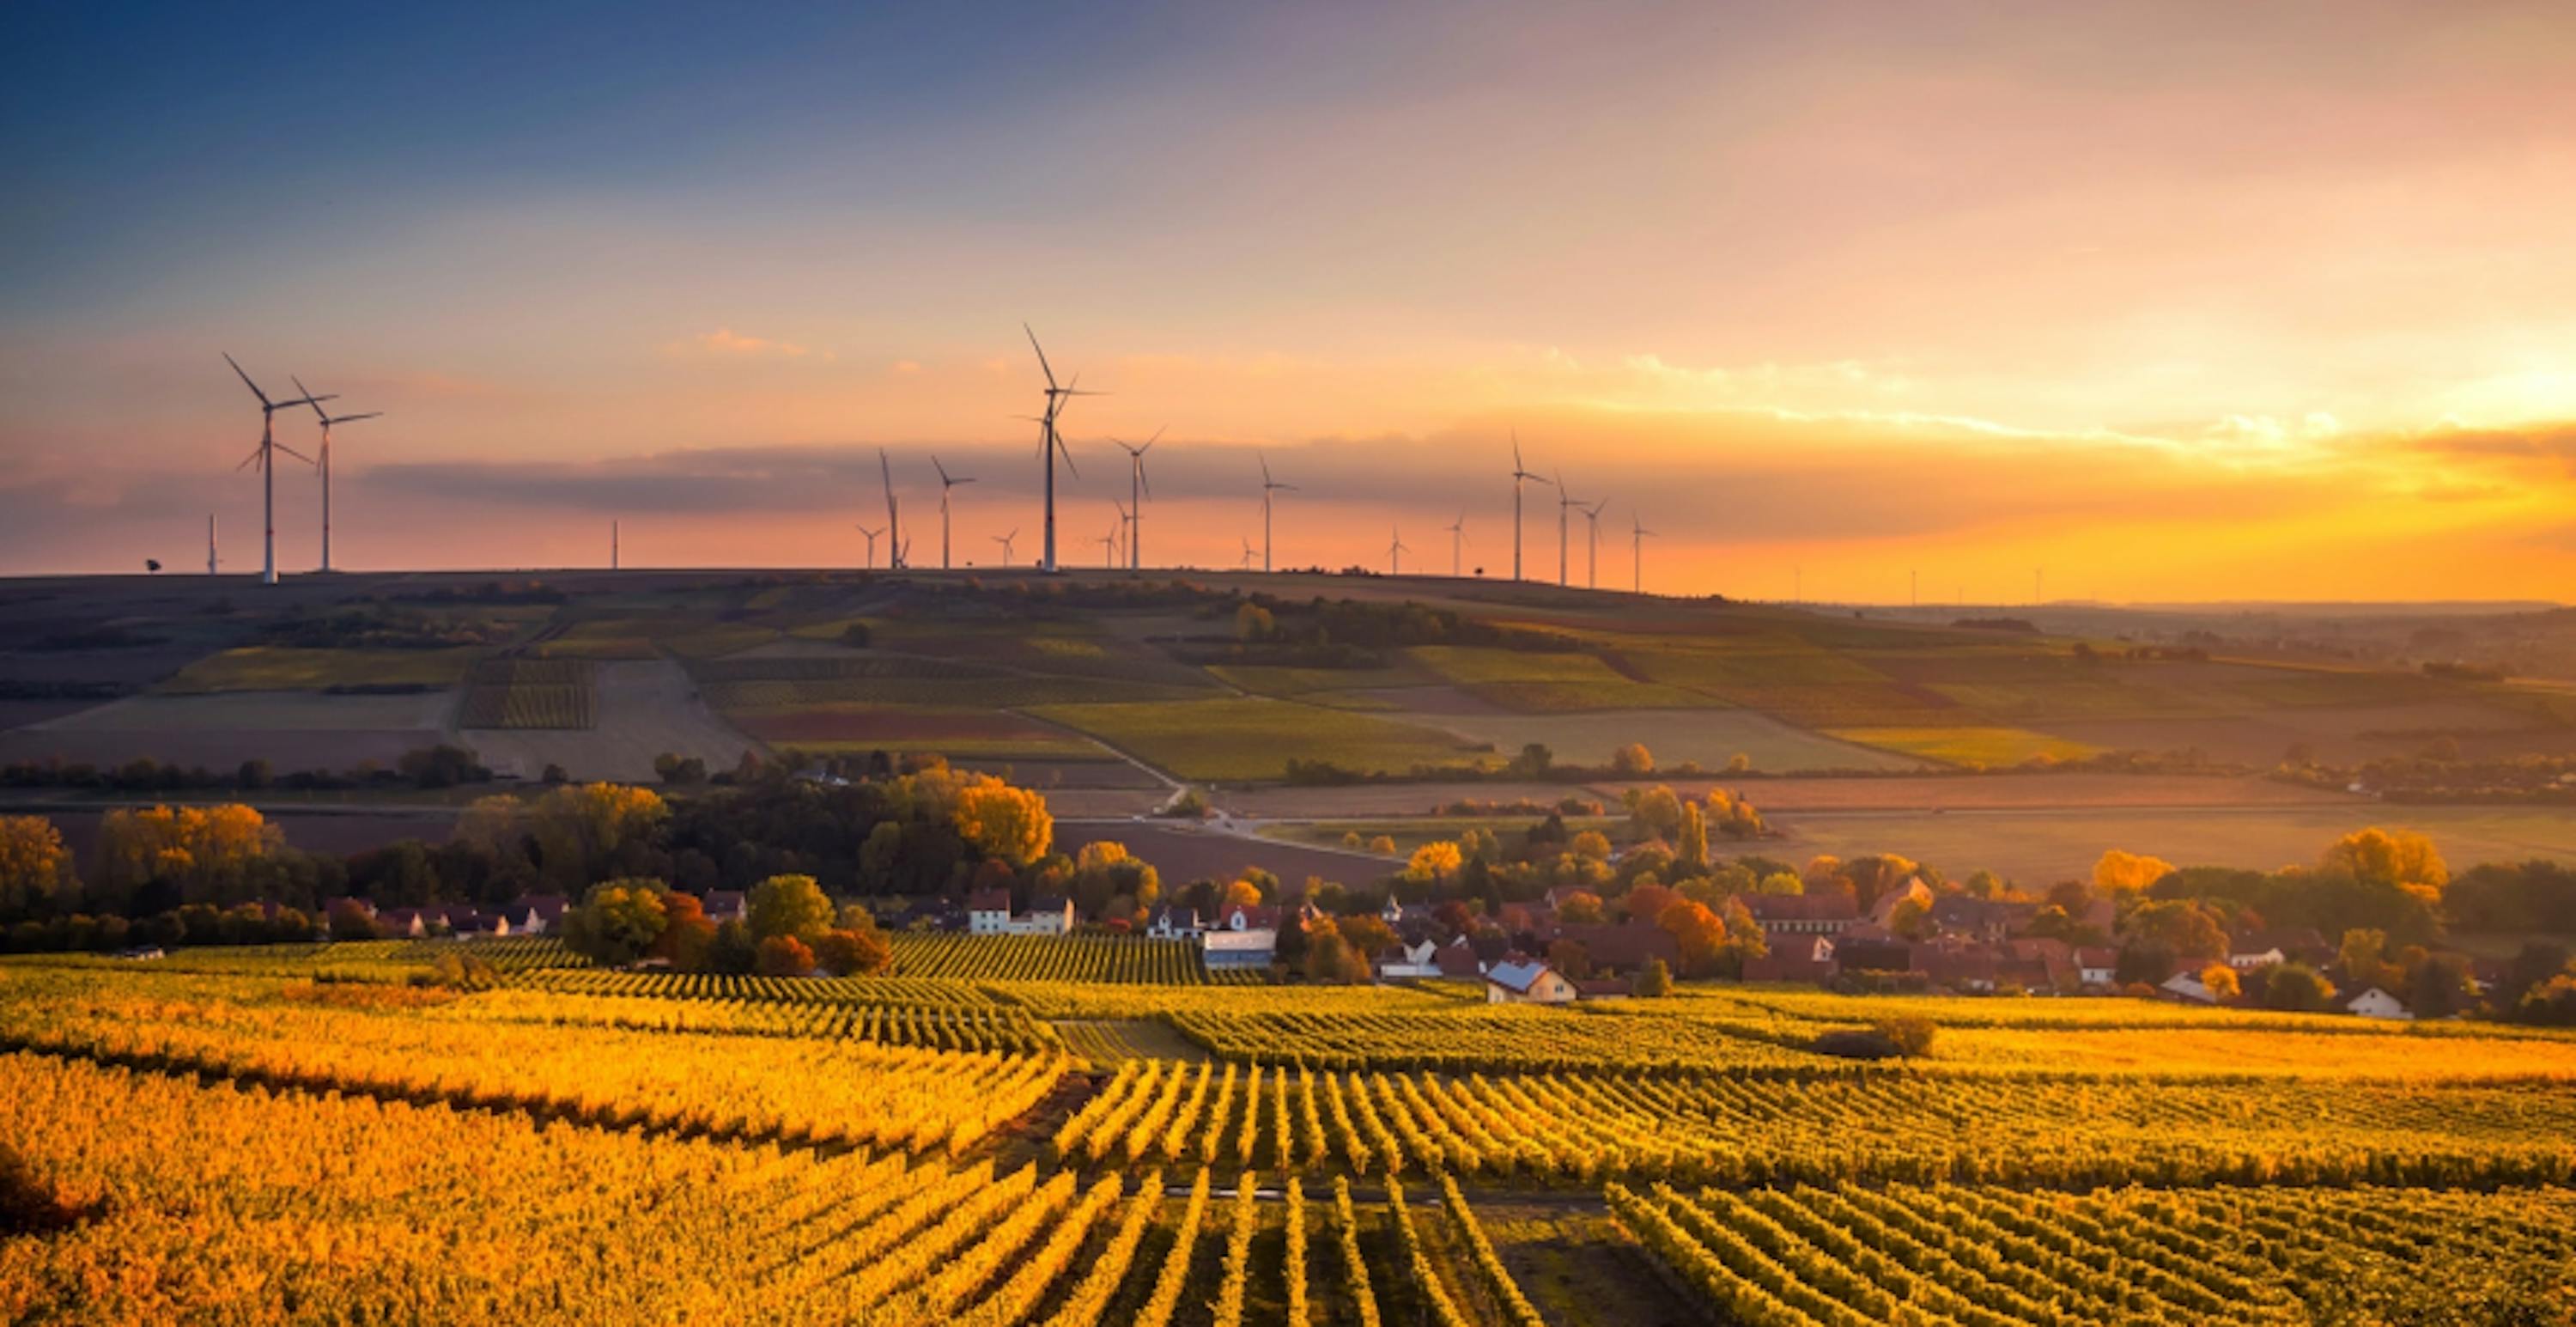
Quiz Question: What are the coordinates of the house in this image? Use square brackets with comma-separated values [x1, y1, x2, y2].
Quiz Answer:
[1204, 926, 1277, 968]
[703, 891, 749, 926]
[2346, 987, 2414, 1020]
[1864, 877, 1935, 928]
[465, 912, 513, 939]
[2075, 947, 2120, 989]
[1836, 937, 1914, 974]
[2230, 928, 2327, 971]
[1929, 895, 2026, 944]
[1739, 892, 1858, 937]
[1145, 905, 1204, 940]
[2002, 937, 2081, 992]
[1215, 904, 1280, 933]
[967, 889, 1014, 935]
[1552, 922, 1681, 975]
[1572, 979, 1631, 1002]
[501, 894, 569, 935]
[378, 908, 430, 939]
[1484, 959, 1578, 1005]
[1917, 941, 2006, 994]
[1023, 895, 1075, 936]
[442, 905, 486, 936]
[1375, 934, 1443, 979]
[1744, 934, 1836, 985]
[1434, 940, 1488, 979]
[2160, 970, 2221, 1005]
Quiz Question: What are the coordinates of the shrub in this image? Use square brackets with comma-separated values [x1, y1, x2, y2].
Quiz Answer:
[1811, 1028, 1902, 1061]
[756, 934, 816, 977]
[1876, 1015, 1937, 1057]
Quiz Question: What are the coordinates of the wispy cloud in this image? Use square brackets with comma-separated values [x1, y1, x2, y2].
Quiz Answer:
[665, 328, 832, 362]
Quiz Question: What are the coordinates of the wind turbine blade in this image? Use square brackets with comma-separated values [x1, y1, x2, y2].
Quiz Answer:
[933, 456, 951, 485]
[273, 441, 317, 466]
[1139, 466, 1151, 500]
[1260, 454, 1272, 484]
[235, 446, 265, 472]
[1024, 323, 1059, 390]
[224, 353, 270, 407]
[1057, 437, 1079, 479]
[292, 375, 332, 423]
[329, 412, 384, 424]
[1143, 425, 1163, 447]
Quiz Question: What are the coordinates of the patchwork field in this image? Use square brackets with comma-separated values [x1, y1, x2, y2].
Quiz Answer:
[1030, 695, 1487, 782]
[460, 658, 760, 782]
[733, 703, 1115, 760]
[1407, 644, 1715, 711]
[1827, 725, 2102, 769]
[1416, 706, 1930, 772]
[160, 646, 479, 693]
[0, 690, 455, 773]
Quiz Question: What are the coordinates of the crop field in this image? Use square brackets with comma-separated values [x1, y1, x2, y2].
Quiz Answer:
[460, 658, 762, 782]
[1410, 706, 1929, 772]
[159, 645, 481, 693]
[732, 703, 1115, 759]
[1407, 645, 1716, 711]
[1751, 803, 2576, 886]
[1826, 726, 2102, 769]
[1030, 695, 1489, 781]
[7, 942, 2576, 1324]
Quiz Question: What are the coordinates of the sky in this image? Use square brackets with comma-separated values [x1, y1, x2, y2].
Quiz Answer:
[3, 0, 2573, 601]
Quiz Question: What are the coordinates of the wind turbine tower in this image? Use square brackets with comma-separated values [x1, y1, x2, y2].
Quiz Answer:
[612, 520, 620, 571]
[878, 450, 903, 569]
[1259, 453, 1295, 573]
[1239, 537, 1257, 571]
[1446, 512, 1467, 577]
[993, 529, 1019, 566]
[1582, 497, 1609, 589]
[855, 525, 884, 569]
[207, 514, 219, 576]
[1388, 527, 1410, 576]
[1509, 433, 1550, 581]
[290, 377, 379, 574]
[932, 456, 974, 570]
[1023, 326, 1097, 573]
[1554, 470, 1583, 587]
[1113, 428, 1159, 572]
[222, 355, 329, 586]
[1631, 512, 1655, 593]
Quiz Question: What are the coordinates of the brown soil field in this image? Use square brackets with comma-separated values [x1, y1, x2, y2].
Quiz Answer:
[459, 659, 759, 782]
[734, 707, 1065, 743]
[0, 691, 456, 774]
[1214, 781, 1593, 818]
[2044, 699, 2555, 765]
[1644, 771, 2362, 813]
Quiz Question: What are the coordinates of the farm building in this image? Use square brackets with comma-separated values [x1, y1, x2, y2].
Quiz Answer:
[1485, 959, 1577, 1005]
[968, 890, 1074, 936]
[1204, 927, 1276, 968]
[2076, 947, 2119, 989]
[1375, 934, 1443, 979]
[1744, 934, 1837, 985]
[2347, 987, 2414, 1020]
[1741, 892, 1858, 937]
[1145, 905, 1203, 940]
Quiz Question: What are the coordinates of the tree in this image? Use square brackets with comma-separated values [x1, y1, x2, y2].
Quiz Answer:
[2199, 962, 2241, 1001]
[1547, 938, 1594, 980]
[1656, 898, 1728, 978]
[756, 934, 816, 976]
[1301, 918, 1370, 983]
[1876, 1016, 1936, 1058]
[1706, 788, 1765, 840]
[953, 776, 1053, 866]
[1886, 896, 1932, 940]
[1611, 743, 1654, 776]
[2125, 898, 2227, 959]
[2263, 962, 2337, 1012]
[0, 817, 71, 920]
[1625, 785, 1683, 840]
[92, 803, 283, 910]
[650, 892, 714, 966]
[528, 783, 669, 890]
[2406, 951, 2474, 1019]
[813, 927, 893, 976]
[2321, 827, 2448, 892]
[326, 898, 384, 940]
[1753, 872, 1804, 897]
[652, 752, 708, 785]
[1557, 890, 1605, 923]
[2338, 928, 2397, 990]
[708, 918, 758, 974]
[1405, 841, 1461, 884]
[1511, 743, 1553, 777]
[1223, 879, 1264, 908]
[1631, 958, 1674, 997]
[1339, 913, 1395, 959]
[560, 880, 671, 966]
[1674, 801, 1709, 871]
[1716, 896, 1768, 977]
[747, 874, 834, 944]
[2093, 849, 2175, 895]
[1568, 830, 1612, 863]
[1367, 834, 1398, 856]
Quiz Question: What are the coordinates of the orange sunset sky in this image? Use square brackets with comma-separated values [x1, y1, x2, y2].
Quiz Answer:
[2, 2, 2572, 600]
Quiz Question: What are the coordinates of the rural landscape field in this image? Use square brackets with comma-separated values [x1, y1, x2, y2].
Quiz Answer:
[13, 2, 2576, 1322]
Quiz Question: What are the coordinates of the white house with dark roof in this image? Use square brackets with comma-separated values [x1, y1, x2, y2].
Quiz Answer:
[1484, 959, 1577, 1005]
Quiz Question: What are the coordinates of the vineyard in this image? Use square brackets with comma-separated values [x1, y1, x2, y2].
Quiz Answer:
[6, 949, 2575, 1323]
[457, 656, 595, 729]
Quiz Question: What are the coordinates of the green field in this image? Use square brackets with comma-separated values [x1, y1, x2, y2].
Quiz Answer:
[161, 646, 482, 694]
[1030, 695, 1488, 780]
[1408, 645, 1714, 711]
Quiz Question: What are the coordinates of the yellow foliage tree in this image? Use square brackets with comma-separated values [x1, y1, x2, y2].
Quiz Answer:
[954, 776, 1053, 867]
[94, 803, 282, 908]
[2321, 827, 2449, 892]
[2093, 848, 2176, 895]
[1405, 842, 1462, 884]
[530, 783, 669, 889]
[0, 815, 72, 916]
[2200, 962, 2242, 1001]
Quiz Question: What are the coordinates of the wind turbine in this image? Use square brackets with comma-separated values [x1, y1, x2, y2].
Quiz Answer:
[878, 449, 903, 569]
[1554, 470, 1583, 587]
[291, 376, 379, 575]
[993, 529, 1019, 566]
[207, 514, 219, 576]
[1510, 432, 1550, 582]
[1582, 497, 1609, 590]
[1112, 427, 1160, 572]
[854, 524, 884, 569]
[1388, 526, 1410, 576]
[1630, 512, 1656, 593]
[1238, 537, 1257, 571]
[1259, 453, 1294, 573]
[1096, 522, 1120, 569]
[932, 456, 974, 570]
[1111, 499, 1132, 569]
[1024, 325, 1099, 573]
[222, 354, 330, 586]
[1446, 512, 1467, 577]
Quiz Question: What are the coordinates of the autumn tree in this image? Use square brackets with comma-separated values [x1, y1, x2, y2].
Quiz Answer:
[1302, 918, 1370, 983]
[2321, 827, 2448, 893]
[1223, 878, 1264, 908]
[1339, 913, 1395, 959]
[1625, 786, 1683, 841]
[756, 934, 816, 976]
[1674, 802, 1709, 872]
[560, 880, 671, 966]
[92, 804, 283, 910]
[0, 817, 71, 919]
[1367, 835, 1398, 856]
[650, 891, 715, 967]
[529, 783, 669, 890]
[2125, 898, 2227, 959]
[2093, 849, 2175, 896]
[1406, 842, 1462, 884]
[1755, 872, 1804, 896]
[2263, 962, 2337, 1012]
[1706, 788, 1765, 840]
[2338, 928, 2397, 990]
[1558, 889, 1605, 923]
[2199, 962, 2242, 1001]
[1611, 743, 1655, 776]
[747, 874, 834, 945]
[953, 776, 1053, 867]
[1569, 830, 1612, 862]
[813, 926, 893, 977]
[1657, 898, 1728, 978]
[1548, 939, 1594, 980]
[1631, 958, 1674, 997]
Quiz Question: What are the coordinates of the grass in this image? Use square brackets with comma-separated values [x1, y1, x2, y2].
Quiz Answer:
[1396, 707, 1928, 771]
[1259, 815, 1626, 854]
[1406, 646, 1714, 711]
[1826, 725, 2099, 768]
[1028, 695, 1488, 782]
[161, 647, 481, 694]
[708, 674, 1205, 711]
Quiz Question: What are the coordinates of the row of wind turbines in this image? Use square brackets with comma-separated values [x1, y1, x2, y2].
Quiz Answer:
[214, 327, 1658, 593]
[856, 326, 1660, 592]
